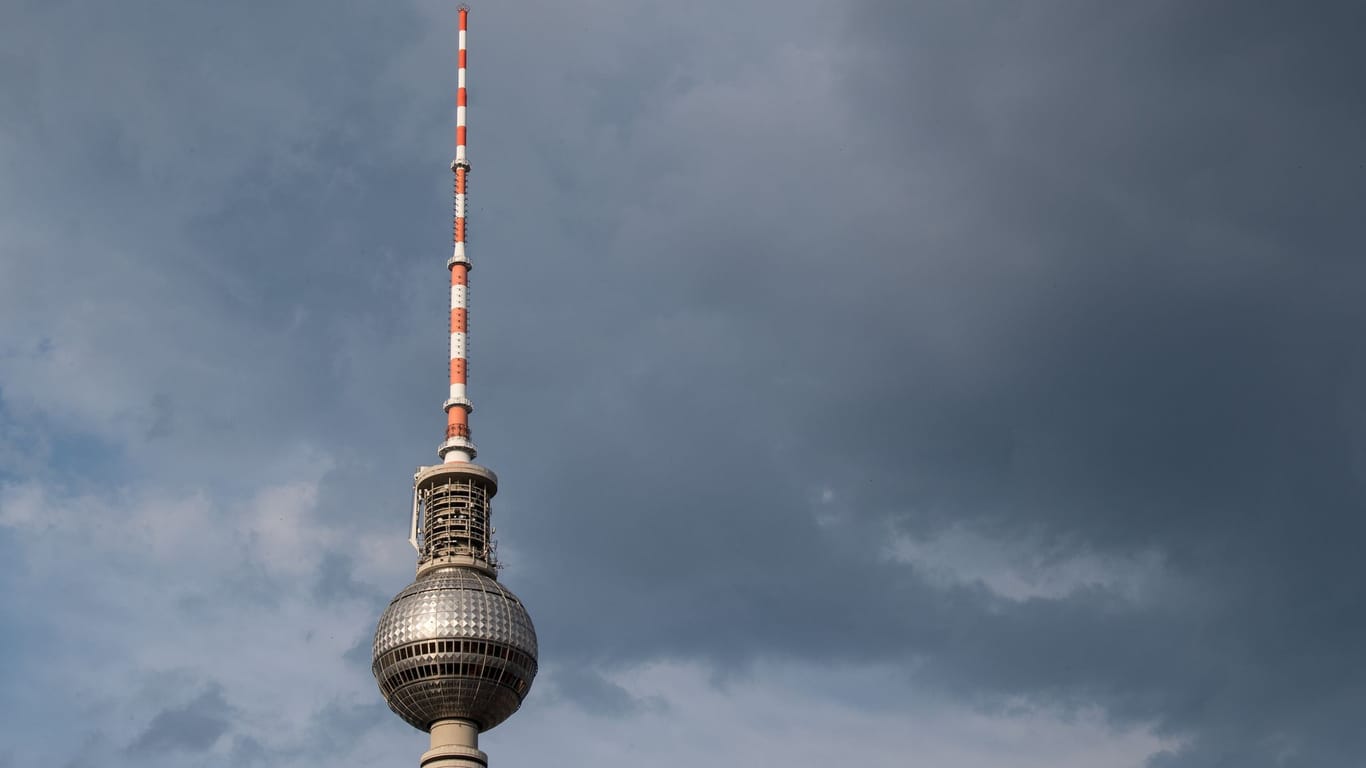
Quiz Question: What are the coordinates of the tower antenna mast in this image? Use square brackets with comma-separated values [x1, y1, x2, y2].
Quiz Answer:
[442, 1, 475, 464]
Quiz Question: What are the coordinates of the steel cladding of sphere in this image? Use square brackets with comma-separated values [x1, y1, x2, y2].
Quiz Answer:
[372, 568, 539, 731]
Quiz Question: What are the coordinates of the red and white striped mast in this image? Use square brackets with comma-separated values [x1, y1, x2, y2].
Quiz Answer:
[441, 3, 475, 464]
[408, 3, 498, 557]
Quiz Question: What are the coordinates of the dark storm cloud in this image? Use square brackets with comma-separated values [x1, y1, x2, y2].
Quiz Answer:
[466, 1, 1366, 765]
[829, 4, 1366, 764]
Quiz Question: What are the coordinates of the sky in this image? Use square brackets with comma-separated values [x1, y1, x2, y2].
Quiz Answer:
[1, 0, 1364, 766]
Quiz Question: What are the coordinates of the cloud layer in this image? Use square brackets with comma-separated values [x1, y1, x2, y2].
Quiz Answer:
[3, 1, 1364, 766]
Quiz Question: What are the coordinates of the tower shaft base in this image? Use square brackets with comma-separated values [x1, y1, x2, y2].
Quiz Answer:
[422, 719, 488, 768]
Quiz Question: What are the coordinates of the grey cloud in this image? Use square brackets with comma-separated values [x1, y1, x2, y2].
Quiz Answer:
[126, 685, 233, 755]
[343, 632, 376, 669]
[546, 666, 668, 718]
[303, 699, 389, 751]
[228, 735, 268, 766]
[312, 552, 381, 604]
[142, 392, 175, 441]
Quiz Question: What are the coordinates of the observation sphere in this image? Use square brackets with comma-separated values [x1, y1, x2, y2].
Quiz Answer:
[372, 567, 538, 731]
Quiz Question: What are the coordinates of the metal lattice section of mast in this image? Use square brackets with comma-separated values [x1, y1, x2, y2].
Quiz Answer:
[414, 462, 499, 577]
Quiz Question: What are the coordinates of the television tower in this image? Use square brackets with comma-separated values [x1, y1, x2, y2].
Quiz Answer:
[372, 7, 538, 768]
